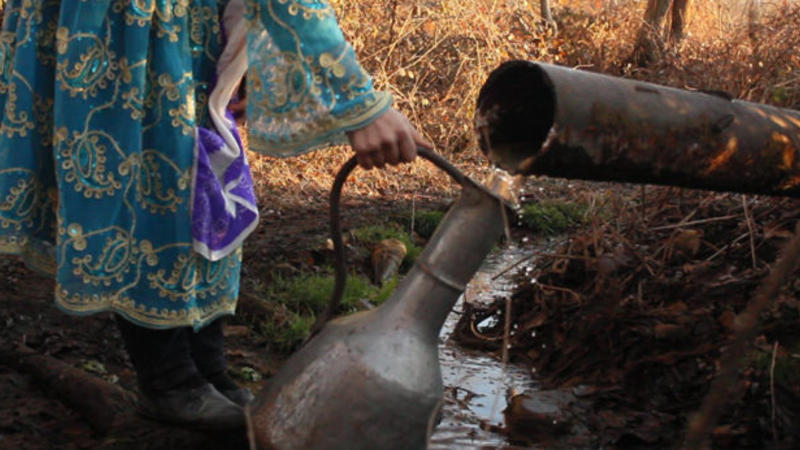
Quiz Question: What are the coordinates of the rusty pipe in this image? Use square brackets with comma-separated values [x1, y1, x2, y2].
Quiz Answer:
[475, 60, 800, 197]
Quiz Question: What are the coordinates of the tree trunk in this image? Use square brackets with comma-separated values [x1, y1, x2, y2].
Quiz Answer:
[644, 0, 673, 27]
[747, 0, 762, 45]
[539, 0, 557, 32]
[630, 0, 673, 66]
[669, 0, 690, 43]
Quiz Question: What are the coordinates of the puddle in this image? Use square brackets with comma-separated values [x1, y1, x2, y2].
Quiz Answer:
[429, 244, 541, 449]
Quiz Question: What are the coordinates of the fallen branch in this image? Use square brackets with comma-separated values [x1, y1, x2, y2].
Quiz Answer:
[742, 195, 758, 269]
[1, 343, 248, 449]
[648, 214, 738, 232]
[6, 343, 134, 434]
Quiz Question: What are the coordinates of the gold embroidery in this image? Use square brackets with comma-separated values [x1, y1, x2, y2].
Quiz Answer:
[71, 229, 135, 286]
[0, 169, 41, 230]
[55, 27, 119, 99]
[0, 235, 57, 276]
[170, 91, 197, 135]
[33, 93, 54, 141]
[1, 80, 36, 138]
[149, 251, 234, 301]
[278, 0, 335, 21]
[189, 4, 221, 60]
[60, 130, 123, 198]
[55, 286, 237, 329]
[121, 0, 191, 42]
[1, 0, 242, 328]
[135, 150, 189, 214]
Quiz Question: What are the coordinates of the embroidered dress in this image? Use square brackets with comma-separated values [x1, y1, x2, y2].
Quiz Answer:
[0, 0, 391, 329]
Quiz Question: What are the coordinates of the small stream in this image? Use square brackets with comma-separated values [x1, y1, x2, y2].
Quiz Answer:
[429, 244, 540, 449]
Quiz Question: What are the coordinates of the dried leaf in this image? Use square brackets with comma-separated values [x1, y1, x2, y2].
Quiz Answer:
[718, 310, 736, 331]
[673, 229, 703, 256]
[653, 323, 684, 339]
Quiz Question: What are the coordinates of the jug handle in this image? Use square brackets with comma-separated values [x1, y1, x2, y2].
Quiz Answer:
[308, 147, 495, 338]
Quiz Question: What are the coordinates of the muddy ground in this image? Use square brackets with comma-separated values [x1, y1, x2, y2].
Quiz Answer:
[3, 176, 800, 449]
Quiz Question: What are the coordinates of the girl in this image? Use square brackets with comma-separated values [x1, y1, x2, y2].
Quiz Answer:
[0, 0, 430, 429]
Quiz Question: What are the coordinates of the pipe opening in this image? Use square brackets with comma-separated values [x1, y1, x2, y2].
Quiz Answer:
[475, 61, 556, 173]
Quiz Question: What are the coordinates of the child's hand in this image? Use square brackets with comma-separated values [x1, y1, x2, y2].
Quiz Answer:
[346, 109, 433, 170]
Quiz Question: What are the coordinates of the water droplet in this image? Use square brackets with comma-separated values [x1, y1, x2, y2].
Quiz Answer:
[477, 315, 500, 330]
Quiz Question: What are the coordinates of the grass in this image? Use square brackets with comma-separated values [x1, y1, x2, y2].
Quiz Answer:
[258, 312, 316, 353]
[267, 271, 398, 314]
[257, 271, 399, 352]
[411, 209, 447, 239]
[519, 200, 588, 235]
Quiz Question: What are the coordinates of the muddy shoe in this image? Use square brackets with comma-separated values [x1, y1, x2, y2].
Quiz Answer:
[137, 383, 245, 430]
[220, 387, 255, 407]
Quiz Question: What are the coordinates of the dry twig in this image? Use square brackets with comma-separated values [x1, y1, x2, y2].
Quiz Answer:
[742, 195, 758, 269]
[684, 221, 800, 449]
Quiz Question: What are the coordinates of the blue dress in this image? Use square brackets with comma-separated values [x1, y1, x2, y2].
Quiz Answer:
[0, 0, 391, 329]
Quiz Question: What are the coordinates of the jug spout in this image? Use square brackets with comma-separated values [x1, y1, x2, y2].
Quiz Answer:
[249, 173, 514, 450]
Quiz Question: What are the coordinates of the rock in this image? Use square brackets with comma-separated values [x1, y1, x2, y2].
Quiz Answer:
[371, 238, 407, 285]
[504, 389, 578, 439]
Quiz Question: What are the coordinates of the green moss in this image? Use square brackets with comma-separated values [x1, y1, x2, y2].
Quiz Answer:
[519, 201, 587, 235]
[413, 209, 446, 239]
[257, 272, 399, 352]
[351, 223, 422, 268]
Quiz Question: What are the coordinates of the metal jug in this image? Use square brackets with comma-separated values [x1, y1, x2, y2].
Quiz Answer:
[248, 148, 513, 449]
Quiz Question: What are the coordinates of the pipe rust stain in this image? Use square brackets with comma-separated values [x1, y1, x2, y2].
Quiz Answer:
[704, 137, 738, 175]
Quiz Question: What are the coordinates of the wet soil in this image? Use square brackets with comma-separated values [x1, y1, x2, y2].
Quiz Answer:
[455, 187, 800, 449]
[432, 246, 540, 449]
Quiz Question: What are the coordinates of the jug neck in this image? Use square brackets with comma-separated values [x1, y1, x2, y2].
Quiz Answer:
[383, 180, 509, 337]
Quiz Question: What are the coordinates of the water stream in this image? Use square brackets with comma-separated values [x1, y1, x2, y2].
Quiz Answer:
[429, 244, 539, 449]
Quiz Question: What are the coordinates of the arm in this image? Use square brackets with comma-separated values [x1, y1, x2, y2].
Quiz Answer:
[240, 0, 430, 167]
[346, 108, 431, 170]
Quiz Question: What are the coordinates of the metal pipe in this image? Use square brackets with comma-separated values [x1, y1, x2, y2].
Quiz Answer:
[475, 60, 800, 197]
